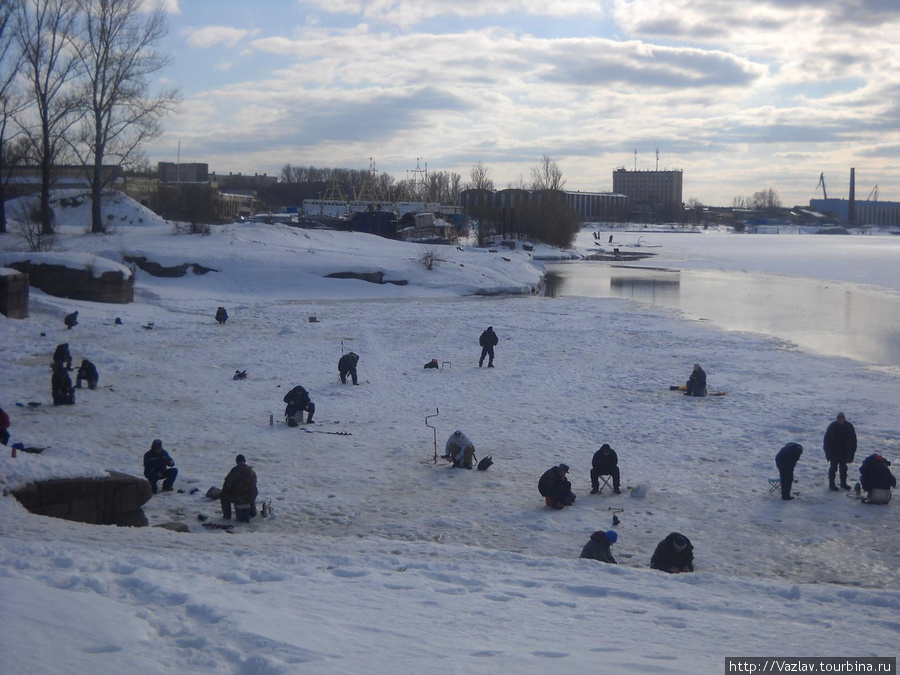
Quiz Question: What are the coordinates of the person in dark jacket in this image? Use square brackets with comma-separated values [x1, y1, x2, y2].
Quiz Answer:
[685, 363, 707, 397]
[75, 359, 99, 390]
[478, 326, 498, 368]
[283, 385, 315, 426]
[824, 412, 857, 491]
[580, 530, 618, 563]
[590, 443, 621, 494]
[143, 439, 177, 493]
[538, 464, 576, 509]
[221, 454, 259, 522]
[215, 307, 228, 324]
[51, 363, 75, 405]
[53, 343, 72, 370]
[775, 442, 803, 501]
[64, 310, 78, 329]
[338, 352, 360, 385]
[651, 532, 694, 573]
[858, 454, 895, 504]
[424, 358, 439, 369]
[0, 407, 10, 445]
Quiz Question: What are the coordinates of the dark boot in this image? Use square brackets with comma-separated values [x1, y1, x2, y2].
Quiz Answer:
[829, 483, 840, 491]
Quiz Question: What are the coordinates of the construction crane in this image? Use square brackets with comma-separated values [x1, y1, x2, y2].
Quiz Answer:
[816, 173, 828, 199]
[866, 185, 879, 201]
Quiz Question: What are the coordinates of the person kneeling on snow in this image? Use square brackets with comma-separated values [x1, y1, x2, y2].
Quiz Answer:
[221, 454, 258, 522]
[539, 464, 576, 509]
[143, 439, 177, 493]
[580, 530, 618, 563]
[858, 453, 896, 505]
[283, 385, 315, 426]
[75, 359, 99, 390]
[651, 532, 694, 573]
[443, 430, 475, 469]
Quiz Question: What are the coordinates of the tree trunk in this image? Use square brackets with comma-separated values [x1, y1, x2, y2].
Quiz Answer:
[91, 155, 104, 233]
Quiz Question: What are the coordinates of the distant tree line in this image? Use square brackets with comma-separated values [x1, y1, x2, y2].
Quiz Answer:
[732, 188, 782, 213]
[0, 0, 179, 238]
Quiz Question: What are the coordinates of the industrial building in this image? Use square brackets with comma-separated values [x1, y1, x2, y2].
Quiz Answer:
[612, 168, 683, 221]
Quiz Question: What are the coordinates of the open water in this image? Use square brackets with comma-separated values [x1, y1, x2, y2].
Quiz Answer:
[544, 263, 900, 369]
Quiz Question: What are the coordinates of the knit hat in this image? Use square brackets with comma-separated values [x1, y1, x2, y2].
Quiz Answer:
[151, 439, 162, 450]
[236, 454, 246, 463]
[558, 463, 569, 472]
[600, 443, 612, 452]
[605, 530, 618, 544]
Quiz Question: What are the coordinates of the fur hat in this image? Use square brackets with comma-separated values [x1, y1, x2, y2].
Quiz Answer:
[558, 463, 569, 473]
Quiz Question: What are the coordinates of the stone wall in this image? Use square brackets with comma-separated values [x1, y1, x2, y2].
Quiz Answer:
[0, 269, 29, 318]
[6, 261, 133, 304]
[12, 471, 153, 527]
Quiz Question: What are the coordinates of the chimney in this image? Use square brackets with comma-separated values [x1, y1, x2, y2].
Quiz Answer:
[849, 168, 856, 225]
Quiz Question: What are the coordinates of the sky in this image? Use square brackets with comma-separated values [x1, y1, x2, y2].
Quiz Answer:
[144, 1, 900, 207]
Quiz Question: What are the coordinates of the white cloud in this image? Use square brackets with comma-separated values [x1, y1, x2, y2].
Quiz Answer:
[187, 25, 256, 49]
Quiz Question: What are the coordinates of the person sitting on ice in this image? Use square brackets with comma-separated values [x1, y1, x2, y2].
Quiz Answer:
[75, 359, 99, 390]
[539, 464, 576, 509]
[590, 443, 621, 494]
[338, 352, 360, 385]
[443, 430, 475, 469]
[220, 454, 258, 522]
[51, 362, 75, 405]
[143, 439, 177, 494]
[580, 530, 618, 564]
[651, 532, 694, 573]
[64, 310, 78, 330]
[53, 343, 72, 370]
[283, 385, 315, 426]
[423, 358, 439, 369]
[685, 363, 707, 397]
[858, 453, 896, 505]
[215, 306, 228, 324]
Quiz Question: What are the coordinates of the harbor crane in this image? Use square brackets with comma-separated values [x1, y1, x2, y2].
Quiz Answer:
[866, 185, 879, 201]
[816, 173, 827, 199]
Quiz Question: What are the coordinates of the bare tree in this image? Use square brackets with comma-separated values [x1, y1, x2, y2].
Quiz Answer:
[530, 154, 566, 191]
[74, 0, 179, 233]
[469, 161, 493, 191]
[15, 0, 83, 235]
[1, 2, 27, 233]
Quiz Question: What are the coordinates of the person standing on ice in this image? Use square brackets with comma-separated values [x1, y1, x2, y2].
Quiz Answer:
[650, 532, 694, 573]
[580, 530, 618, 563]
[51, 362, 75, 405]
[824, 412, 856, 491]
[443, 430, 476, 469]
[283, 385, 315, 426]
[539, 464, 576, 509]
[220, 454, 258, 522]
[53, 343, 72, 370]
[143, 439, 177, 493]
[338, 352, 359, 385]
[775, 442, 803, 501]
[0, 406, 10, 445]
[215, 306, 228, 324]
[684, 363, 707, 397]
[478, 326, 498, 368]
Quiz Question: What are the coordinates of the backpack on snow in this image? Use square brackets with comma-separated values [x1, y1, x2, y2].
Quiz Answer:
[477, 455, 493, 471]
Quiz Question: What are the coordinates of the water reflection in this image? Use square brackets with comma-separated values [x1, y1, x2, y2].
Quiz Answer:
[545, 263, 900, 368]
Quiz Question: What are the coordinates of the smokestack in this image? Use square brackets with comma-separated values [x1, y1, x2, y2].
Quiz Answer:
[849, 168, 856, 225]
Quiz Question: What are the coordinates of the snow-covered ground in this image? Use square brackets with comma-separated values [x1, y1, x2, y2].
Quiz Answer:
[1, 196, 898, 674]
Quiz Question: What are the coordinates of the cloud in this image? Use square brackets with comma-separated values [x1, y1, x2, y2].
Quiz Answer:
[187, 25, 255, 49]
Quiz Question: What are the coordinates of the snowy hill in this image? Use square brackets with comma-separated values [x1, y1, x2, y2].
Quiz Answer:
[1, 194, 899, 673]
